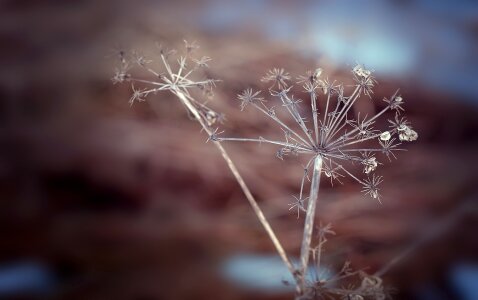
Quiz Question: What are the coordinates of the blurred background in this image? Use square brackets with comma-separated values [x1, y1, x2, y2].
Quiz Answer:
[0, 0, 477, 299]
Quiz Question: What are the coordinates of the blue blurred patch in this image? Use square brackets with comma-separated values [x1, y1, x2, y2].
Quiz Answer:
[0, 262, 55, 297]
[199, 0, 478, 101]
[221, 253, 331, 293]
[450, 263, 478, 300]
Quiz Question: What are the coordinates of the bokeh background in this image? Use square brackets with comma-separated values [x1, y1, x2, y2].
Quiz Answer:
[0, 0, 477, 299]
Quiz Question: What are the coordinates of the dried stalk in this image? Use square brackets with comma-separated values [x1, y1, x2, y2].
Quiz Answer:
[298, 155, 323, 292]
[113, 45, 299, 289]
[115, 46, 419, 297]
[172, 88, 298, 286]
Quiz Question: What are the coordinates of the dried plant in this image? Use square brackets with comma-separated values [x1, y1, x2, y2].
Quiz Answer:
[112, 42, 418, 299]
[214, 65, 417, 298]
[110, 41, 297, 290]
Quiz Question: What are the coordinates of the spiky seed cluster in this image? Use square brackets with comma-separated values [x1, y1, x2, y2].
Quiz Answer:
[261, 68, 291, 89]
[237, 88, 265, 111]
[215, 65, 418, 204]
[111, 40, 222, 127]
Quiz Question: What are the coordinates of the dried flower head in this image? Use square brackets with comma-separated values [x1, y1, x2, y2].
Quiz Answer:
[380, 131, 391, 141]
[352, 64, 376, 97]
[362, 174, 384, 203]
[111, 41, 221, 127]
[217, 64, 417, 205]
[297, 68, 323, 85]
[383, 90, 405, 113]
[261, 68, 291, 89]
[214, 65, 417, 297]
[237, 88, 265, 111]
[362, 155, 378, 174]
[398, 125, 418, 142]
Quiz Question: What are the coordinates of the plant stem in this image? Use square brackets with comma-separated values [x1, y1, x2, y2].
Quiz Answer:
[173, 88, 299, 290]
[298, 155, 323, 292]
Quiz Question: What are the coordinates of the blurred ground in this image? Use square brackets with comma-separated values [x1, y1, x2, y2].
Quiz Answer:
[0, 0, 477, 299]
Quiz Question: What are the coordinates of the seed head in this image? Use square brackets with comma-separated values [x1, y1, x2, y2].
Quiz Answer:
[261, 68, 291, 90]
[237, 88, 265, 111]
[380, 131, 391, 141]
[362, 174, 383, 202]
[220, 65, 417, 203]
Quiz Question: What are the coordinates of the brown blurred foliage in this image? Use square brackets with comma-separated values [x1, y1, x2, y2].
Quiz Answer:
[0, 0, 477, 299]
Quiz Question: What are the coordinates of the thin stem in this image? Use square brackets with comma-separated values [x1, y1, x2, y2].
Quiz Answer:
[329, 132, 382, 151]
[298, 155, 323, 291]
[300, 157, 315, 200]
[280, 93, 316, 146]
[325, 87, 352, 131]
[218, 137, 313, 152]
[310, 90, 319, 145]
[320, 92, 331, 147]
[173, 88, 299, 290]
[326, 86, 360, 141]
[141, 64, 163, 78]
[160, 54, 174, 78]
[130, 78, 168, 87]
[324, 152, 362, 163]
[329, 105, 390, 146]
[251, 102, 312, 147]
[325, 118, 349, 144]
[338, 148, 406, 153]
[335, 163, 365, 185]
